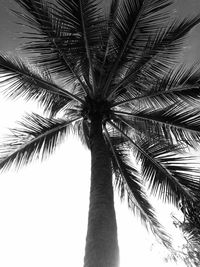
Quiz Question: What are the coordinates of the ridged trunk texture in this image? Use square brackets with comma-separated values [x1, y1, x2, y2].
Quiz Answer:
[83, 117, 119, 267]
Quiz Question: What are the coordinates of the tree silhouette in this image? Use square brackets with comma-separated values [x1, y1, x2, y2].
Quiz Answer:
[0, 0, 200, 266]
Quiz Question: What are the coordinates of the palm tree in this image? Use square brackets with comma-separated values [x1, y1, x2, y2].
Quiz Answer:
[1, 0, 200, 266]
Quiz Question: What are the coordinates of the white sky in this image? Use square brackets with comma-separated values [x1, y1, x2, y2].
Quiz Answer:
[0, 95, 187, 267]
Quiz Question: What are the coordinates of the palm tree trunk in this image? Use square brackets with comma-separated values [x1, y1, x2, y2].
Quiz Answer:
[83, 117, 119, 267]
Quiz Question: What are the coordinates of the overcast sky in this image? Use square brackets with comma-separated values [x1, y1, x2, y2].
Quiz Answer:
[0, 1, 200, 267]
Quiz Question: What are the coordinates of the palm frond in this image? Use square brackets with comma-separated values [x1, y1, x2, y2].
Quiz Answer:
[0, 54, 84, 115]
[14, 0, 92, 93]
[113, 114, 175, 144]
[103, 0, 173, 97]
[152, 63, 200, 105]
[108, 15, 200, 99]
[104, 126, 172, 248]
[133, 140, 200, 202]
[78, 0, 102, 90]
[112, 63, 200, 108]
[122, 103, 200, 147]
[97, 0, 120, 88]
[57, 0, 104, 89]
[0, 113, 80, 171]
[109, 121, 200, 205]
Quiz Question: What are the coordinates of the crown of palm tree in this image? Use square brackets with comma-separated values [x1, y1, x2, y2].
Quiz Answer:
[0, 0, 200, 252]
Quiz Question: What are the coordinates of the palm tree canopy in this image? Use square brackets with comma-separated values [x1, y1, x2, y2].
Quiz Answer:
[0, 0, 200, 247]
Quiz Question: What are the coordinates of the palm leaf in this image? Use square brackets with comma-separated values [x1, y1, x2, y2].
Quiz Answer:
[97, 0, 120, 88]
[104, 127, 172, 248]
[133, 139, 200, 203]
[126, 104, 200, 147]
[109, 121, 199, 205]
[56, 0, 107, 92]
[113, 114, 175, 144]
[14, 0, 92, 93]
[0, 54, 84, 115]
[108, 15, 200, 99]
[103, 0, 173, 96]
[0, 113, 80, 170]
[112, 63, 200, 108]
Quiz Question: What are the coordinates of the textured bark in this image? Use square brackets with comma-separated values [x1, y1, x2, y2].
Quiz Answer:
[83, 118, 119, 267]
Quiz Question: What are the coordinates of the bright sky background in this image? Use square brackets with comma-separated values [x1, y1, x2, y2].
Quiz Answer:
[0, 0, 200, 266]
